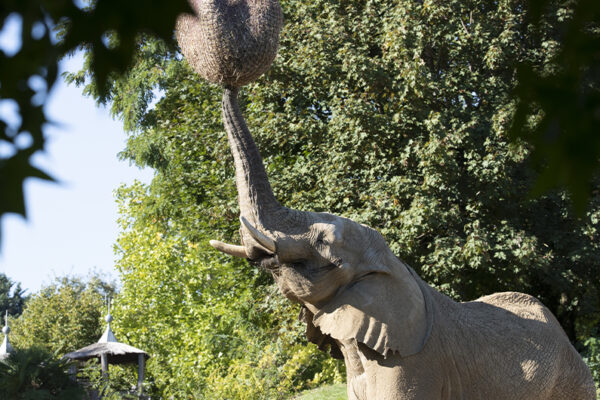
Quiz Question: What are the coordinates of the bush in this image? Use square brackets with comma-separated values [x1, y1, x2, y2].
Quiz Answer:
[0, 347, 84, 399]
[79, 361, 142, 400]
[582, 336, 600, 396]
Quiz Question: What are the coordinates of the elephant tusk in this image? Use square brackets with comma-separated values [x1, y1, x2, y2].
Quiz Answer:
[209, 240, 248, 258]
[240, 216, 277, 254]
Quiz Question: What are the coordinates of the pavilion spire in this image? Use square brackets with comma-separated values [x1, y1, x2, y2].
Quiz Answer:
[0, 311, 14, 360]
[98, 298, 117, 343]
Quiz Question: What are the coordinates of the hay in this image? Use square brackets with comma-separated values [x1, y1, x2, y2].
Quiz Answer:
[176, 0, 283, 87]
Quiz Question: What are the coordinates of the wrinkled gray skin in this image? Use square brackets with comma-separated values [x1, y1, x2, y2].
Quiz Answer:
[210, 88, 596, 400]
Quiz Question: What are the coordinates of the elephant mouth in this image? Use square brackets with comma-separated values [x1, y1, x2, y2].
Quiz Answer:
[251, 253, 281, 271]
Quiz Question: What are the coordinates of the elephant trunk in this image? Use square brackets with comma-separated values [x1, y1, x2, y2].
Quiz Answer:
[211, 87, 310, 259]
[219, 87, 307, 260]
[222, 87, 282, 226]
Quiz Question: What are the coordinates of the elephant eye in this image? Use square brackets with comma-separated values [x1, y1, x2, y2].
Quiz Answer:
[291, 260, 306, 269]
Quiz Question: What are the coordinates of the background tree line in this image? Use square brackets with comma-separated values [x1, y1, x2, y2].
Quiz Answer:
[0, 274, 27, 318]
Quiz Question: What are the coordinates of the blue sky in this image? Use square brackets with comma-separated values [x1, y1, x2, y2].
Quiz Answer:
[0, 22, 154, 294]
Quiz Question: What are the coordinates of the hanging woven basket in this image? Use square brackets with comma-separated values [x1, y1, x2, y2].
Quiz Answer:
[176, 0, 283, 87]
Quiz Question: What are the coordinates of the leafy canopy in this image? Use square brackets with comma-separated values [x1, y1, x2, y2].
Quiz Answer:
[10, 275, 116, 356]
[1, 0, 598, 247]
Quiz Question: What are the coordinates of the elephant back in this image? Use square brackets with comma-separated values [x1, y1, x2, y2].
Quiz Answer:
[475, 291, 564, 333]
[456, 291, 596, 399]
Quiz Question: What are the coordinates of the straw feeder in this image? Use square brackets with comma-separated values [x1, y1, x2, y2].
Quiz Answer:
[176, 0, 283, 87]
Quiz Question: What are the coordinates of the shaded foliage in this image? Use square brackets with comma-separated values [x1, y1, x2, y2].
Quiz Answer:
[512, 0, 600, 213]
[583, 335, 600, 386]
[0, 0, 191, 242]
[78, 359, 142, 400]
[0, 347, 84, 400]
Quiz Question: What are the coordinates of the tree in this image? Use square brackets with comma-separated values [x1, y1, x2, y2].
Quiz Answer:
[0, 274, 27, 318]
[1, 0, 598, 247]
[10, 275, 116, 356]
[71, 0, 599, 396]
[111, 182, 340, 398]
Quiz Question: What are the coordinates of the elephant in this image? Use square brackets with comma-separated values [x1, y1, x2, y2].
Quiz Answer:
[209, 87, 597, 400]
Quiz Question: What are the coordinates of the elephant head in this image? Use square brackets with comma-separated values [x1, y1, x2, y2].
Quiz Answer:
[210, 87, 431, 358]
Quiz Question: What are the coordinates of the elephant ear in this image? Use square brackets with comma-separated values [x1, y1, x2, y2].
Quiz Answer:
[299, 307, 343, 359]
[313, 266, 432, 358]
